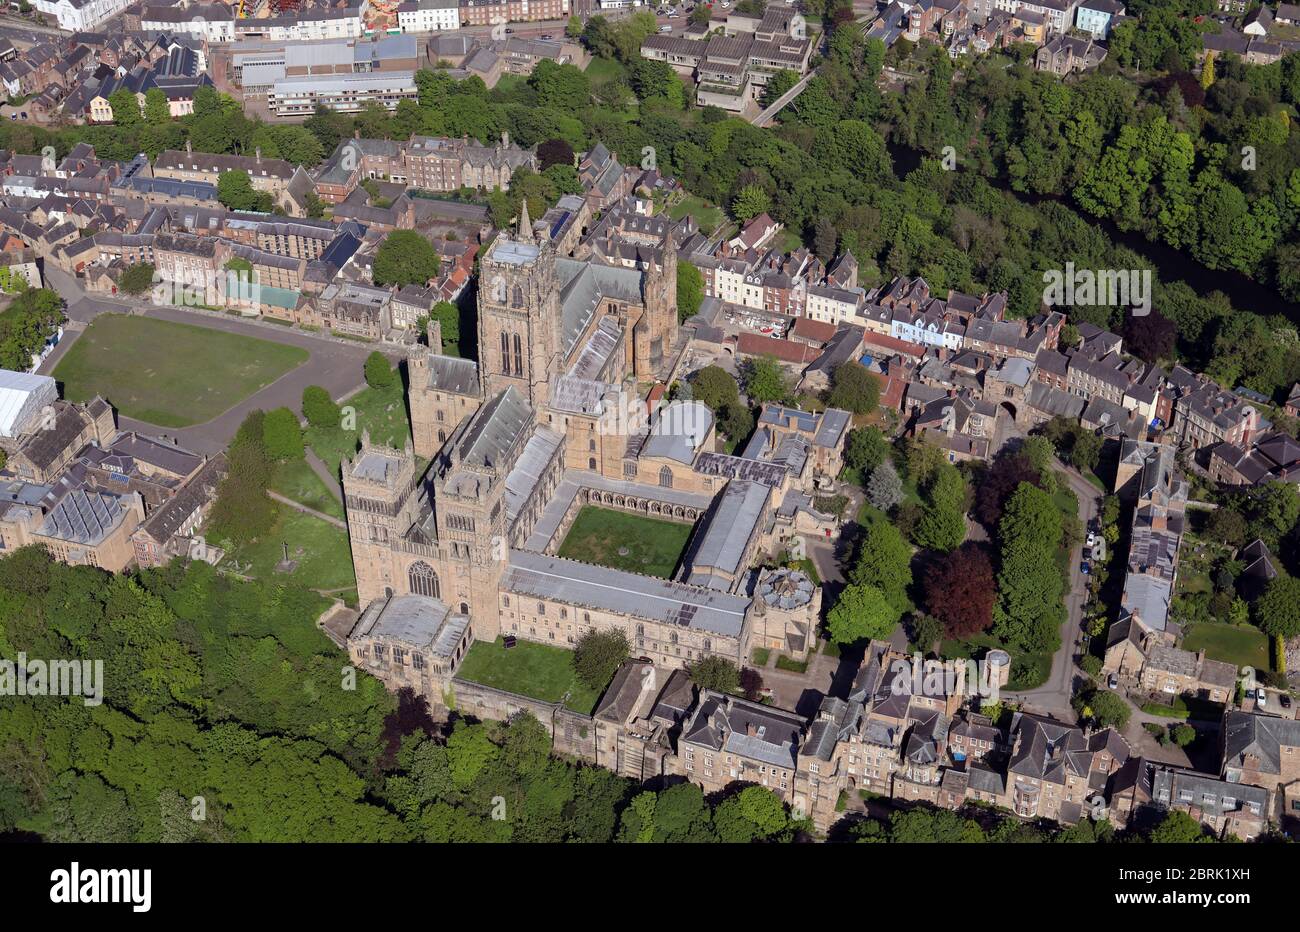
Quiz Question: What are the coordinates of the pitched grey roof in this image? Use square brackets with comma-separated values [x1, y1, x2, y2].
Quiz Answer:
[682, 690, 802, 768]
[426, 354, 479, 396]
[555, 257, 643, 357]
[503, 425, 562, 527]
[1222, 711, 1300, 775]
[682, 479, 770, 589]
[503, 549, 749, 637]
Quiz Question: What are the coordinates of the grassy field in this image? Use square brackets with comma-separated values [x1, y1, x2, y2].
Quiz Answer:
[1182, 622, 1270, 672]
[668, 195, 726, 235]
[54, 314, 307, 428]
[220, 508, 356, 593]
[557, 505, 693, 578]
[584, 56, 626, 83]
[304, 381, 413, 478]
[269, 458, 344, 519]
[454, 637, 602, 714]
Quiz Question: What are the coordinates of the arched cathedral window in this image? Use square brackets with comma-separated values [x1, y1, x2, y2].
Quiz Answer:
[659, 466, 673, 489]
[408, 561, 440, 598]
[491, 276, 506, 303]
[513, 333, 523, 376]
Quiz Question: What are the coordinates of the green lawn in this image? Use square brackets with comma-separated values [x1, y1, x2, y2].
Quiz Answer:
[270, 457, 344, 519]
[585, 56, 627, 84]
[1182, 622, 1269, 672]
[1175, 570, 1213, 597]
[667, 195, 725, 235]
[219, 507, 356, 592]
[454, 637, 602, 714]
[54, 314, 308, 428]
[305, 381, 413, 479]
[557, 505, 693, 579]
[775, 655, 808, 673]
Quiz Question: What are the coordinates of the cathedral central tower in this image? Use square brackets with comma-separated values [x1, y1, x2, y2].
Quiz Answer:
[476, 204, 563, 411]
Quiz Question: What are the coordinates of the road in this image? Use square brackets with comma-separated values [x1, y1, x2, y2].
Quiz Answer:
[39, 265, 406, 456]
[0, 14, 68, 44]
[1001, 459, 1102, 720]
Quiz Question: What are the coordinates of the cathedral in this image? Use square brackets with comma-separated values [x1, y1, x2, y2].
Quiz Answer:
[342, 203, 839, 703]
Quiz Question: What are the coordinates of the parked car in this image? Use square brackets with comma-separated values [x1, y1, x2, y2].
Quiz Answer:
[1107, 673, 1119, 689]
[539, 33, 554, 39]
[659, 24, 672, 31]
[1281, 694, 1292, 709]
[1086, 533, 1097, 548]
[1080, 562, 1091, 575]
[1258, 691, 1269, 709]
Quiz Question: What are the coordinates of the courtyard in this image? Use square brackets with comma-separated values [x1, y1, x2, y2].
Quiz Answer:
[54, 313, 308, 428]
[454, 637, 603, 714]
[556, 505, 694, 579]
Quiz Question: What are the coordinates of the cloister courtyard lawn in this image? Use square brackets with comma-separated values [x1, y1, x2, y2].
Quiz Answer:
[556, 505, 694, 579]
[54, 314, 307, 428]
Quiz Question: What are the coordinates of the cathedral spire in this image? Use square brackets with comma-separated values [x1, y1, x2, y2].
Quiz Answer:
[517, 198, 533, 243]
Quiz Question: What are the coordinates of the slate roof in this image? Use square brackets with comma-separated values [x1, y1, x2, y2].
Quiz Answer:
[682, 690, 803, 768]
[426, 354, 480, 396]
[554, 257, 643, 358]
[137, 452, 226, 544]
[682, 478, 769, 589]
[1222, 711, 1300, 775]
[504, 549, 749, 638]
